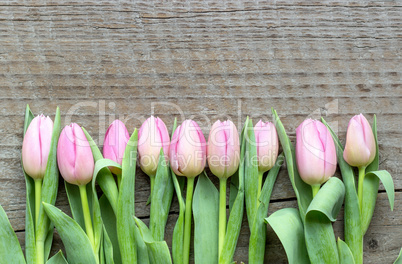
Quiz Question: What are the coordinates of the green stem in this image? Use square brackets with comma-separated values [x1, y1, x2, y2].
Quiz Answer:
[358, 166, 366, 213]
[34, 179, 42, 227]
[79, 184, 95, 251]
[257, 171, 264, 205]
[150, 176, 155, 200]
[219, 178, 227, 259]
[36, 238, 44, 264]
[183, 177, 195, 264]
[34, 179, 44, 264]
[312, 184, 320, 198]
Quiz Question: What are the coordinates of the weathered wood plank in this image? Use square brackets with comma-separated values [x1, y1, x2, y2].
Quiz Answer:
[0, 0, 400, 263]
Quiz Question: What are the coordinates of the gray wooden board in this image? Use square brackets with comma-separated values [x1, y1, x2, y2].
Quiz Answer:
[0, 1, 401, 263]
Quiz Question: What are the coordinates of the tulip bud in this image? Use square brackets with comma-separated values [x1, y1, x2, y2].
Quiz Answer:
[138, 116, 170, 177]
[22, 115, 54, 180]
[296, 119, 337, 186]
[169, 120, 206, 178]
[103, 120, 130, 174]
[343, 114, 376, 168]
[254, 120, 279, 173]
[57, 123, 94, 186]
[207, 120, 240, 178]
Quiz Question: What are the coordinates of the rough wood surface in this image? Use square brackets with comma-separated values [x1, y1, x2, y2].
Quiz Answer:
[0, 1, 401, 263]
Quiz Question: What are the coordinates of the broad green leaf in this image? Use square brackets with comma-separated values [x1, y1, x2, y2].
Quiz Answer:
[150, 149, 174, 241]
[394, 248, 402, 264]
[83, 128, 119, 214]
[134, 223, 150, 264]
[249, 153, 283, 264]
[272, 108, 312, 223]
[117, 129, 138, 264]
[322, 117, 363, 264]
[46, 251, 68, 264]
[193, 172, 219, 264]
[366, 115, 379, 173]
[304, 177, 345, 264]
[265, 208, 309, 264]
[134, 218, 172, 264]
[244, 118, 259, 230]
[362, 170, 395, 232]
[103, 226, 114, 264]
[171, 118, 185, 264]
[37, 106, 61, 260]
[218, 118, 247, 264]
[64, 181, 88, 230]
[23, 105, 36, 264]
[42, 203, 97, 264]
[99, 195, 121, 264]
[0, 204, 25, 263]
[337, 238, 355, 264]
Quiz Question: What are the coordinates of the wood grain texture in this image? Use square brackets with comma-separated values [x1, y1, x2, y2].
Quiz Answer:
[0, 0, 400, 263]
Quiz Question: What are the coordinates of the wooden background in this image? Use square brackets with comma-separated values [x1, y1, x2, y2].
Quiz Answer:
[0, 1, 401, 263]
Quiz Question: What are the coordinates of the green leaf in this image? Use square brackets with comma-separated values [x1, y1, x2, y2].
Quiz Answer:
[193, 172, 219, 264]
[304, 177, 345, 264]
[0, 204, 25, 264]
[394, 248, 402, 264]
[171, 118, 185, 264]
[37, 106, 61, 260]
[102, 226, 114, 264]
[218, 118, 247, 264]
[83, 128, 119, 215]
[249, 153, 283, 263]
[46, 251, 68, 264]
[272, 108, 312, 223]
[134, 223, 150, 264]
[99, 195, 121, 264]
[42, 202, 97, 264]
[64, 181, 87, 230]
[362, 170, 395, 232]
[23, 104, 36, 264]
[244, 118, 259, 230]
[265, 208, 309, 264]
[366, 115, 379, 173]
[322, 117, 363, 264]
[337, 238, 355, 264]
[117, 129, 138, 264]
[150, 149, 174, 241]
[134, 218, 172, 264]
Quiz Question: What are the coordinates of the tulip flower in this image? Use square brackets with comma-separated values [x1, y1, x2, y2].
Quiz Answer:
[207, 120, 240, 257]
[103, 119, 130, 177]
[343, 114, 376, 168]
[296, 119, 337, 197]
[57, 123, 95, 249]
[22, 115, 54, 180]
[22, 114, 54, 227]
[343, 114, 376, 212]
[254, 120, 279, 198]
[169, 120, 206, 264]
[138, 116, 170, 201]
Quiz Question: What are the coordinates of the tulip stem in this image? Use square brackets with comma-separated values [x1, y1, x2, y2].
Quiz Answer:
[34, 179, 42, 226]
[358, 166, 366, 213]
[257, 171, 264, 204]
[312, 184, 320, 198]
[183, 177, 195, 264]
[79, 184, 95, 251]
[150, 176, 155, 200]
[219, 178, 227, 259]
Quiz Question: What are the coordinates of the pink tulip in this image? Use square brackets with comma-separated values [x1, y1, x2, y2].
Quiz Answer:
[103, 120, 130, 174]
[138, 116, 170, 177]
[22, 115, 54, 179]
[207, 120, 240, 178]
[169, 120, 206, 177]
[343, 114, 376, 167]
[57, 123, 94, 186]
[296, 119, 337, 186]
[254, 120, 279, 173]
